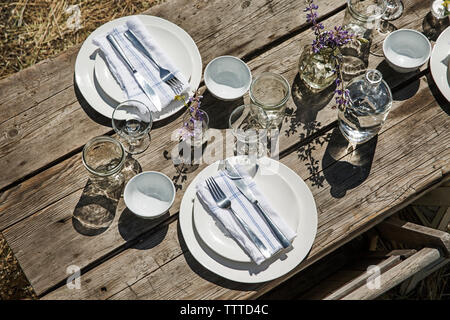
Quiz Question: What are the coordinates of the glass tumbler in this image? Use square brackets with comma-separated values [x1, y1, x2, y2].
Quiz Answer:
[382, 0, 404, 21]
[112, 100, 153, 154]
[229, 104, 269, 160]
[82, 136, 126, 187]
[79, 136, 126, 230]
[341, 0, 387, 78]
[249, 72, 290, 130]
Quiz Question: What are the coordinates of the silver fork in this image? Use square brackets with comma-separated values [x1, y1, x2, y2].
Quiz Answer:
[206, 177, 271, 259]
[124, 30, 184, 95]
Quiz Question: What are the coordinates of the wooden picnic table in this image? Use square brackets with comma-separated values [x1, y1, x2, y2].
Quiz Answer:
[0, 0, 449, 300]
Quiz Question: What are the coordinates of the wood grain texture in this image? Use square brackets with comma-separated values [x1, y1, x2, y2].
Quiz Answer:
[323, 255, 401, 300]
[0, 0, 432, 233]
[0, 0, 430, 234]
[42, 77, 450, 299]
[0, 0, 430, 233]
[1, 0, 445, 299]
[17, 75, 441, 297]
[376, 218, 450, 256]
[342, 248, 442, 300]
[0, 0, 347, 190]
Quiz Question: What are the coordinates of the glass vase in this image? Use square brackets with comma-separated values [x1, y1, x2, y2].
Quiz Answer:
[338, 69, 393, 145]
[298, 45, 338, 93]
[174, 109, 210, 172]
[181, 109, 209, 148]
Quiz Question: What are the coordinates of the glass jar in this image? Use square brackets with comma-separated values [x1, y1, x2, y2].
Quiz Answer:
[249, 72, 290, 130]
[338, 69, 393, 145]
[298, 45, 338, 93]
[341, 0, 387, 79]
[229, 104, 269, 159]
[78, 136, 126, 231]
[82, 136, 126, 188]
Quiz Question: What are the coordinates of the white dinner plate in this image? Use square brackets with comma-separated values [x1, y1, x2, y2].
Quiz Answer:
[430, 26, 450, 102]
[179, 157, 318, 283]
[193, 159, 301, 263]
[75, 15, 202, 121]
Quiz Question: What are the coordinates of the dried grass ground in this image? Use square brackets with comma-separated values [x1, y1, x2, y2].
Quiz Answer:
[0, 0, 160, 79]
[0, 0, 448, 301]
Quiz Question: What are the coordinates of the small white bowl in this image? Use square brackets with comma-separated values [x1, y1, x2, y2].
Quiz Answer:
[383, 29, 432, 73]
[124, 171, 175, 219]
[204, 56, 252, 100]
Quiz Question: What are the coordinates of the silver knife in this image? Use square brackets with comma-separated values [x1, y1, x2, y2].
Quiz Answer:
[224, 162, 291, 249]
[123, 29, 160, 70]
[106, 33, 162, 112]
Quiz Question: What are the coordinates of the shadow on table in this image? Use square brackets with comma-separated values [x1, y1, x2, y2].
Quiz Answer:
[118, 209, 169, 250]
[72, 179, 122, 236]
[375, 61, 421, 101]
[425, 72, 450, 115]
[322, 128, 377, 198]
[72, 155, 142, 236]
[200, 89, 244, 129]
[286, 73, 336, 137]
[163, 139, 210, 192]
[283, 74, 336, 189]
[74, 76, 113, 128]
[422, 12, 449, 42]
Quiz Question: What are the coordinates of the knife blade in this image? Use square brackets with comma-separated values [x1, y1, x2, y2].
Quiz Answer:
[106, 33, 162, 112]
[225, 162, 291, 248]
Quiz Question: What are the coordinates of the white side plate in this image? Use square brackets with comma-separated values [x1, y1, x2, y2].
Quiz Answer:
[179, 157, 318, 283]
[75, 15, 202, 121]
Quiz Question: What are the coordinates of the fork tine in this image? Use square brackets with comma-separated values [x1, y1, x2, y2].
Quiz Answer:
[210, 177, 225, 199]
[207, 177, 222, 200]
[166, 79, 179, 94]
[206, 178, 218, 202]
[169, 79, 179, 91]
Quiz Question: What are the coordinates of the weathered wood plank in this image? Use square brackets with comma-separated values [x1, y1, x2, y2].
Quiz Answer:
[0, 0, 348, 190]
[42, 78, 450, 299]
[15, 74, 440, 297]
[323, 255, 401, 300]
[376, 218, 450, 256]
[2, 0, 440, 298]
[0, 0, 430, 193]
[110, 119, 450, 300]
[342, 248, 442, 300]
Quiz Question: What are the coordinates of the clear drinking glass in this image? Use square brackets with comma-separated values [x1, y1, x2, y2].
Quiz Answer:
[382, 0, 404, 20]
[369, 0, 404, 56]
[249, 72, 290, 129]
[342, 0, 387, 77]
[338, 69, 393, 146]
[112, 100, 153, 154]
[423, 0, 450, 41]
[229, 104, 269, 159]
[78, 136, 126, 231]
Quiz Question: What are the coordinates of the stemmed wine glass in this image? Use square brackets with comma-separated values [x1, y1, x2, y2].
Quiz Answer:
[112, 100, 153, 154]
[370, 0, 404, 56]
[382, 0, 404, 21]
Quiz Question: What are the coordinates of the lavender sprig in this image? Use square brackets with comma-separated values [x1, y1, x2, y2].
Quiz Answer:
[175, 91, 206, 141]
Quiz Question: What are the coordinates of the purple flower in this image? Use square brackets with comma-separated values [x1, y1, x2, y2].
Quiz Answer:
[304, 0, 354, 109]
[178, 90, 206, 141]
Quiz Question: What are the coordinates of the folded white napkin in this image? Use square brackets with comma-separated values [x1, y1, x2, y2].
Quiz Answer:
[196, 166, 297, 265]
[92, 16, 189, 115]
